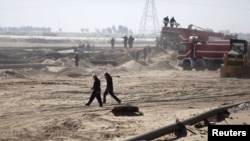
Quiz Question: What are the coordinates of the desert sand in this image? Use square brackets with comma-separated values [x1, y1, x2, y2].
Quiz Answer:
[0, 38, 249, 141]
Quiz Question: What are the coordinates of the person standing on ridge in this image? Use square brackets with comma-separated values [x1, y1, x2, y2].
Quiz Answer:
[128, 35, 135, 48]
[122, 35, 128, 48]
[74, 53, 79, 67]
[111, 37, 115, 49]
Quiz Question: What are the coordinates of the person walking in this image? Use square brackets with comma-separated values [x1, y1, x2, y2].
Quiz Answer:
[85, 74, 103, 107]
[103, 72, 121, 104]
[111, 37, 115, 49]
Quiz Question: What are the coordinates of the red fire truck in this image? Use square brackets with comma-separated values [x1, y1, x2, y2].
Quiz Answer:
[177, 38, 231, 71]
[159, 24, 237, 50]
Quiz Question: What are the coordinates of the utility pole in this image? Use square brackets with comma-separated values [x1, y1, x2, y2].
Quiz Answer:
[138, 0, 160, 37]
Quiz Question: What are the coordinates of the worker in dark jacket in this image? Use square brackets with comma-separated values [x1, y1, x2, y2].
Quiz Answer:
[111, 37, 115, 49]
[74, 53, 79, 67]
[170, 17, 176, 28]
[123, 35, 128, 48]
[128, 35, 135, 48]
[163, 16, 169, 27]
[103, 72, 121, 104]
[85, 74, 103, 107]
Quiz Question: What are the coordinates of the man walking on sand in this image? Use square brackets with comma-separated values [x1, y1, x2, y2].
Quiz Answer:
[103, 72, 121, 104]
[85, 74, 103, 107]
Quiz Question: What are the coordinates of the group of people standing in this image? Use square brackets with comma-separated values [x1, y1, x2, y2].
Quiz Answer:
[122, 35, 135, 48]
[110, 35, 135, 49]
[85, 72, 121, 107]
[163, 16, 177, 28]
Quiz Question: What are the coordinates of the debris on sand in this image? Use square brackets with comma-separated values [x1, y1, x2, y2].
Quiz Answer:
[42, 118, 81, 138]
[112, 105, 143, 116]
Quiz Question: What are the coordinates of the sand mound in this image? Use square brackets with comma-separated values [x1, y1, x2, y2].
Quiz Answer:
[57, 67, 89, 77]
[54, 57, 74, 67]
[90, 49, 132, 66]
[116, 55, 134, 65]
[152, 49, 177, 59]
[46, 66, 65, 73]
[148, 61, 175, 70]
[51, 57, 91, 68]
[0, 69, 27, 79]
[42, 118, 81, 139]
[91, 53, 107, 60]
[41, 59, 56, 64]
[121, 60, 144, 71]
[104, 66, 129, 74]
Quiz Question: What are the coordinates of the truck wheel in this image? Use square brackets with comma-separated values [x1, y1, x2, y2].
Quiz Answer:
[183, 60, 192, 70]
[195, 60, 205, 71]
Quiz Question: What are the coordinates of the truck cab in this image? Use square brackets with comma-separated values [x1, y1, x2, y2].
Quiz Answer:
[177, 41, 194, 70]
[177, 38, 230, 71]
[160, 24, 237, 51]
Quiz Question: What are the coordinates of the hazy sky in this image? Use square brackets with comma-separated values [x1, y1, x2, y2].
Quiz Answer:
[1, 0, 250, 33]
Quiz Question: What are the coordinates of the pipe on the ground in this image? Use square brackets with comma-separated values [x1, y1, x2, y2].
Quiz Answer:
[124, 101, 248, 141]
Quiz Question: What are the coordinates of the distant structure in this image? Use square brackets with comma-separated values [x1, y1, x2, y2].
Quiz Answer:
[138, 0, 160, 36]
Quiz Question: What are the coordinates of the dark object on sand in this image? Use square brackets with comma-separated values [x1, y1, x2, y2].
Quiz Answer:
[111, 105, 142, 116]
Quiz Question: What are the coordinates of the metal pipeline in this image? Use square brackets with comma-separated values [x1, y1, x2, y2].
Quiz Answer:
[124, 101, 248, 141]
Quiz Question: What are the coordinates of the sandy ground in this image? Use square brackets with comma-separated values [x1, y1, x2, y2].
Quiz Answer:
[0, 40, 249, 141]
